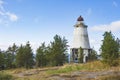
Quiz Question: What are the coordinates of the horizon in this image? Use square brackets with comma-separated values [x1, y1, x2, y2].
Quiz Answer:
[0, 0, 120, 54]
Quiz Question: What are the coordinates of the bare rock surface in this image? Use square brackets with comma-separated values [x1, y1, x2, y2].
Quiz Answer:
[48, 70, 120, 80]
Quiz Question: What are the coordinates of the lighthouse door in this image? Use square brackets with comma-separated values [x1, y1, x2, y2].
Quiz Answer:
[72, 48, 78, 63]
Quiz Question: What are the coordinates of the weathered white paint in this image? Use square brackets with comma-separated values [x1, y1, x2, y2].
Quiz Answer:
[72, 21, 90, 49]
[83, 49, 89, 63]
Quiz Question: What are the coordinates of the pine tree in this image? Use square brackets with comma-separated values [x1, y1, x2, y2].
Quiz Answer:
[3, 43, 18, 68]
[16, 42, 34, 68]
[36, 42, 47, 67]
[49, 35, 68, 66]
[0, 50, 5, 70]
[101, 31, 119, 66]
[24, 41, 34, 68]
[116, 38, 120, 55]
[16, 45, 25, 67]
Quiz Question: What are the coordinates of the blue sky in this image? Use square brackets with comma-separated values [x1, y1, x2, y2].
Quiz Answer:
[0, 0, 120, 53]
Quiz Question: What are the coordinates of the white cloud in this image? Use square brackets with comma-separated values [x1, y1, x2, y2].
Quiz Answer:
[89, 38, 102, 54]
[113, 1, 118, 7]
[91, 20, 120, 32]
[87, 8, 92, 16]
[0, 0, 18, 24]
[6, 12, 18, 22]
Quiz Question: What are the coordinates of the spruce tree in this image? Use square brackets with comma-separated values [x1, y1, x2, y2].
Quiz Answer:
[16, 45, 25, 67]
[36, 42, 47, 67]
[6, 43, 18, 68]
[101, 31, 119, 66]
[24, 41, 34, 68]
[0, 50, 5, 70]
[16, 42, 34, 68]
[49, 35, 68, 66]
[3, 43, 18, 68]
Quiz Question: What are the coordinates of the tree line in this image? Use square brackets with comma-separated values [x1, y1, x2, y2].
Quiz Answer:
[0, 32, 119, 70]
[0, 35, 68, 69]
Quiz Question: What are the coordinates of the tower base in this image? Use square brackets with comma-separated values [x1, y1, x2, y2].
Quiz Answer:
[70, 48, 91, 63]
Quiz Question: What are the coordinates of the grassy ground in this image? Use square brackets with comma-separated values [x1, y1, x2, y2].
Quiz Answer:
[1, 61, 120, 80]
[0, 72, 13, 80]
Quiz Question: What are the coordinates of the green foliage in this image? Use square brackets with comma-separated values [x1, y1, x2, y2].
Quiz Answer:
[0, 73, 13, 80]
[48, 35, 68, 66]
[16, 45, 25, 67]
[16, 42, 34, 69]
[4, 52, 13, 69]
[101, 31, 119, 66]
[88, 49, 97, 61]
[36, 42, 48, 67]
[116, 38, 120, 57]
[0, 35, 68, 69]
[0, 50, 4, 69]
[36, 35, 68, 67]
[78, 47, 83, 63]
[24, 42, 34, 69]
[4, 43, 18, 69]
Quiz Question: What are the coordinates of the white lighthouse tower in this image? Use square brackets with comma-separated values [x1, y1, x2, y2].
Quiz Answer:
[70, 16, 91, 63]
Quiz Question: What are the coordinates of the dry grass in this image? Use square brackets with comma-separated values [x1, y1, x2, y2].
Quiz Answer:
[2, 61, 120, 80]
[47, 61, 115, 75]
[98, 75, 120, 80]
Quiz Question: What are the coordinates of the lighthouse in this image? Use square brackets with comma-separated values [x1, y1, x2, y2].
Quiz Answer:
[70, 16, 91, 63]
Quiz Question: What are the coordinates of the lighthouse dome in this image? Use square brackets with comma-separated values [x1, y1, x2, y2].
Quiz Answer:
[77, 16, 84, 21]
